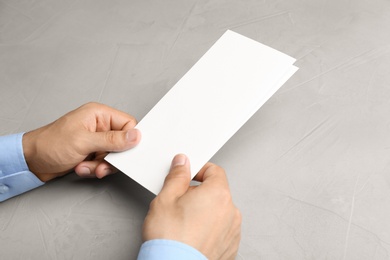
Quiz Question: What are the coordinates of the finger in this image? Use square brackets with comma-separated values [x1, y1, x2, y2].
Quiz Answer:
[95, 161, 118, 179]
[91, 103, 138, 131]
[75, 160, 100, 177]
[158, 154, 191, 199]
[86, 128, 141, 153]
[193, 162, 229, 189]
[75, 160, 116, 178]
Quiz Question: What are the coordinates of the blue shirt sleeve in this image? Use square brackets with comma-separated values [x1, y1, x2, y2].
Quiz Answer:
[138, 239, 207, 260]
[0, 133, 44, 202]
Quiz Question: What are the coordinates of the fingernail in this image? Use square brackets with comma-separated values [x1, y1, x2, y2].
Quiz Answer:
[78, 166, 91, 175]
[171, 154, 187, 168]
[126, 129, 139, 142]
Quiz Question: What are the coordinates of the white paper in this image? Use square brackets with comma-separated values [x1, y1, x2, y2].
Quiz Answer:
[105, 30, 298, 194]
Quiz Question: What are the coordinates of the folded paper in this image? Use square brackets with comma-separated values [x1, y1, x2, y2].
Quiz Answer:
[105, 30, 298, 194]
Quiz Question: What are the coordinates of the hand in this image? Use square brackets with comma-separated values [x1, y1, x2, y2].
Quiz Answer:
[142, 154, 242, 260]
[22, 102, 141, 182]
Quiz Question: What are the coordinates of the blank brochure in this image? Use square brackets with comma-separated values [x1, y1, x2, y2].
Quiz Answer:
[105, 30, 298, 194]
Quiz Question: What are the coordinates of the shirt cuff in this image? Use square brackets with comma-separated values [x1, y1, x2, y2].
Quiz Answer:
[137, 239, 207, 260]
[0, 133, 44, 202]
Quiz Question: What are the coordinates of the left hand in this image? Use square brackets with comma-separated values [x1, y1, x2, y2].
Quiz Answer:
[22, 102, 141, 182]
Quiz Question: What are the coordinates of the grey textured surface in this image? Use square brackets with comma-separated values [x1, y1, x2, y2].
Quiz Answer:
[1, 0, 390, 259]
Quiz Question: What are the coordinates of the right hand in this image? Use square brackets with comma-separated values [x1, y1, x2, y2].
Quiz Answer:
[142, 154, 242, 259]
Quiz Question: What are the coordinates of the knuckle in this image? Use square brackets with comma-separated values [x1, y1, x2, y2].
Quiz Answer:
[128, 115, 138, 125]
[165, 168, 190, 183]
[105, 131, 116, 144]
[208, 163, 225, 174]
[209, 164, 229, 184]
[83, 102, 99, 109]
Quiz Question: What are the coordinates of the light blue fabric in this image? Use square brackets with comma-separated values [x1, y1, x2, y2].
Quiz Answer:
[138, 239, 207, 260]
[0, 133, 44, 202]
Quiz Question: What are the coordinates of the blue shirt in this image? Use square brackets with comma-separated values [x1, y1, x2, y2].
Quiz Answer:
[0, 133, 44, 200]
[0, 133, 207, 260]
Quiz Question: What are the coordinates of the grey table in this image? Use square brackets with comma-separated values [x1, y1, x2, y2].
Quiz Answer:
[1, 0, 390, 259]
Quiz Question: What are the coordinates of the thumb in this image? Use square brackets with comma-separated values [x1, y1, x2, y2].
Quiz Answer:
[159, 154, 191, 199]
[86, 128, 141, 153]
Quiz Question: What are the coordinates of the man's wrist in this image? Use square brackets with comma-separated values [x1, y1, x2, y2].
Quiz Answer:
[22, 131, 34, 167]
[22, 130, 45, 181]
